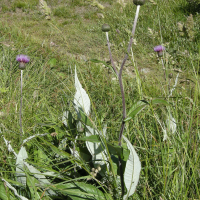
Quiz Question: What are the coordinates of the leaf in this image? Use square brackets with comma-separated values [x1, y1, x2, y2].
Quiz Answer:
[48, 58, 57, 67]
[50, 182, 112, 200]
[16, 146, 28, 186]
[107, 142, 123, 157]
[77, 107, 94, 127]
[0, 178, 28, 200]
[123, 136, 141, 200]
[166, 113, 176, 134]
[26, 173, 41, 199]
[62, 111, 69, 127]
[74, 66, 90, 116]
[85, 126, 109, 174]
[151, 99, 169, 106]
[21, 133, 48, 146]
[125, 100, 148, 122]
[24, 162, 56, 196]
[78, 135, 100, 143]
[0, 180, 10, 200]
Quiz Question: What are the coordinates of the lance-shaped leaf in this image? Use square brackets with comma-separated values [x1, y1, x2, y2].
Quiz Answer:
[151, 99, 169, 106]
[123, 136, 141, 200]
[74, 66, 90, 116]
[24, 162, 56, 196]
[125, 100, 148, 122]
[166, 113, 176, 134]
[16, 147, 28, 186]
[50, 181, 112, 200]
[1, 178, 28, 200]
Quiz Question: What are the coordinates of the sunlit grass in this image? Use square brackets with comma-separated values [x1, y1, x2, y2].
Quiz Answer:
[0, 0, 199, 199]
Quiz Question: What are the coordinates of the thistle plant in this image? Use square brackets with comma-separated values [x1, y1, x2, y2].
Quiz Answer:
[102, 0, 146, 196]
[16, 54, 30, 134]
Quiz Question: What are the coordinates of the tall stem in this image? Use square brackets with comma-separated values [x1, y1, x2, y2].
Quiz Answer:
[118, 5, 140, 146]
[161, 58, 166, 81]
[117, 5, 140, 197]
[20, 70, 23, 134]
[106, 32, 118, 75]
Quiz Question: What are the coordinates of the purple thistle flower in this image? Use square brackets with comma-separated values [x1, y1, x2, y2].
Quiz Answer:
[154, 45, 165, 57]
[16, 54, 30, 70]
[16, 54, 30, 63]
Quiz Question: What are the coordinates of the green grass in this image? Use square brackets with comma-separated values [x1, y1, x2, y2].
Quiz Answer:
[0, 0, 199, 199]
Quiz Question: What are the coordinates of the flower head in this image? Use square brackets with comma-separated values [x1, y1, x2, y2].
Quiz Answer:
[16, 54, 30, 70]
[154, 45, 165, 57]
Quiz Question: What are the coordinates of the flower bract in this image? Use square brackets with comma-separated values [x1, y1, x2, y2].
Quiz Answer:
[154, 45, 165, 57]
[16, 55, 30, 70]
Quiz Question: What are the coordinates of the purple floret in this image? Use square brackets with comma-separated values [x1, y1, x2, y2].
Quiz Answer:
[16, 55, 30, 63]
[154, 45, 165, 52]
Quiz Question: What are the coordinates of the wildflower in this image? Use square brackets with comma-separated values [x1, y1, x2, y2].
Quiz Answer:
[16, 54, 30, 70]
[154, 45, 165, 57]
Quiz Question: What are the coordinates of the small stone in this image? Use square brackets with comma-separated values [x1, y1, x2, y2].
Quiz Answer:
[97, 13, 104, 18]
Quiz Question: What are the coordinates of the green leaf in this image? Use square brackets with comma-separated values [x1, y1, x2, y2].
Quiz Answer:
[107, 142, 123, 157]
[39, 138, 72, 160]
[79, 108, 94, 127]
[48, 58, 57, 68]
[78, 135, 100, 143]
[50, 182, 112, 200]
[26, 173, 41, 199]
[151, 98, 169, 106]
[0, 180, 9, 200]
[125, 100, 148, 122]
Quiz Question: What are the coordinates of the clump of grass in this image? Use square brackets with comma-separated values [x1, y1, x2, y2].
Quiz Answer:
[53, 6, 77, 19]
[12, 1, 27, 11]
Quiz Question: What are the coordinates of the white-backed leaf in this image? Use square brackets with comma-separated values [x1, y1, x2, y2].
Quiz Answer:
[21, 133, 48, 146]
[62, 111, 69, 127]
[166, 113, 176, 134]
[1, 178, 28, 200]
[74, 66, 90, 116]
[2, 136, 17, 157]
[58, 138, 68, 150]
[24, 162, 56, 195]
[123, 136, 141, 200]
[85, 126, 108, 174]
[154, 113, 168, 141]
[69, 147, 82, 169]
[16, 147, 28, 186]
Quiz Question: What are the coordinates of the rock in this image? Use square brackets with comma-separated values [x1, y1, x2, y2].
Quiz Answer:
[97, 13, 104, 18]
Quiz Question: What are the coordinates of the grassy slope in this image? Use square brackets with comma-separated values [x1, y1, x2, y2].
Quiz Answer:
[0, 0, 199, 199]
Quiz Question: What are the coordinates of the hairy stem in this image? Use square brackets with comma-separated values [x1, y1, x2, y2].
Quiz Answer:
[118, 5, 140, 145]
[20, 70, 23, 135]
[117, 5, 140, 197]
[161, 58, 166, 81]
[106, 32, 118, 75]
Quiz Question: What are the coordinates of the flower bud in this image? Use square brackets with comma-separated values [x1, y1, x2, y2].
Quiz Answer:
[169, 73, 173, 79]
[102, 24, 110, 32]
[133, 0, 146, 5]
